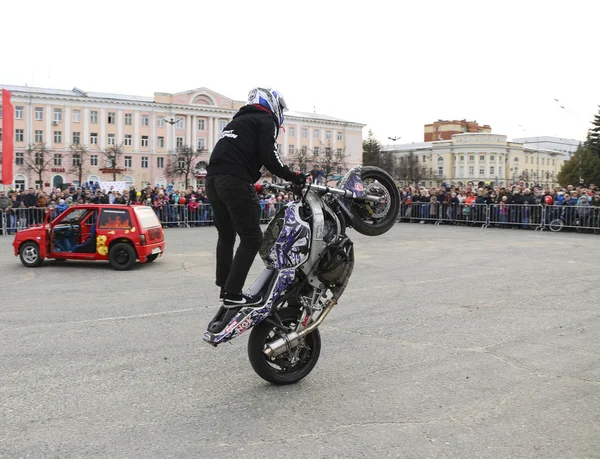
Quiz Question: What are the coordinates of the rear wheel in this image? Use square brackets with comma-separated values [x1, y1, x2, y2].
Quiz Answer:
[549, 219, 564, 232]
[350, 166, 400, 236]
[248, 308, 321, 385]
[108, 242, 137, 270]
[19, 241, 43, 267]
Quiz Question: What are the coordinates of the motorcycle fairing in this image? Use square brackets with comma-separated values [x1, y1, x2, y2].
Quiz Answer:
[339, 165, 365, 198]
[203, 203, 311, 345]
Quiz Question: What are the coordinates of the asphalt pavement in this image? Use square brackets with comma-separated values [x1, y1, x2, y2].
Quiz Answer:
[1, 224, 599, 458]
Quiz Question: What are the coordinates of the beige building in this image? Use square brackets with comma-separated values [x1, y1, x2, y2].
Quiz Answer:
[384, 133, 569, 188]
[0, 84, 364, 191]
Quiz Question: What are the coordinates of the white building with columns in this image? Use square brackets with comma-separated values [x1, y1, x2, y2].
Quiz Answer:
[0, 84, 364, 191]
[383, 133, 569, 188]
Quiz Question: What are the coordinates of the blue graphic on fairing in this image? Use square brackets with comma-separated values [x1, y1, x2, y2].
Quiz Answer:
[340, 166, 365, 198]
[203, 203, 310, 345]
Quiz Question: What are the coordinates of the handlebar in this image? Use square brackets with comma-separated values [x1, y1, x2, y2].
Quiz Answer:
[262, 181, 384, 203]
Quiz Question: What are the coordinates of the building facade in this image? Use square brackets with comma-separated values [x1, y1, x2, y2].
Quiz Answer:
[383, 133, 569, 188]
[424, 119, 492, 142]
[512, 136, 581, 157]
[0, 84, 364, 191]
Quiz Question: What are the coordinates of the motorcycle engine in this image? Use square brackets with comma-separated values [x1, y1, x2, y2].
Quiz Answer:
[317, 238, 354, 286]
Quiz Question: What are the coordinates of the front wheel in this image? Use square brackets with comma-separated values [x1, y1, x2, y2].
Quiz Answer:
[350, 166, 400, 236]
[19, 241, 43, 267]
[248, 308, 321, 385]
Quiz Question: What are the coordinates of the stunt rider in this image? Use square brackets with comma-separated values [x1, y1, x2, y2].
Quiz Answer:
[205, 87, 306, 333]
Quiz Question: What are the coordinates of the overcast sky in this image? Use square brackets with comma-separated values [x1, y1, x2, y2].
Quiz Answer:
[2, 0, 598, 145]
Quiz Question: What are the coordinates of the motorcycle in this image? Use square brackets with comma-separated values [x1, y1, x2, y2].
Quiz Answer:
[203, 165, 400, 384]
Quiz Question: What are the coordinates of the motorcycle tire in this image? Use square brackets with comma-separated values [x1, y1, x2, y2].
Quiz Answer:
[350, 166, 400, 236]
[248, 307, 321, 385]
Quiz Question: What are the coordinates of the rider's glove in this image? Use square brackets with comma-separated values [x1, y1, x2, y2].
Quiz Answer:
[292, 172, 308, 187]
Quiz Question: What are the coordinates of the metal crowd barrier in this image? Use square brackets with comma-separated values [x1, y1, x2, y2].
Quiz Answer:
[394, 201, 600, 233]
[3, 203, 600, 236]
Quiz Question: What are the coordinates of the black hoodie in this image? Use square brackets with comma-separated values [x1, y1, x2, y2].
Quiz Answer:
[207, 105, 296, 184]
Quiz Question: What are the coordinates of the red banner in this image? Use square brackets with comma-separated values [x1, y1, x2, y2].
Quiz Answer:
[1, 89, 14, 186]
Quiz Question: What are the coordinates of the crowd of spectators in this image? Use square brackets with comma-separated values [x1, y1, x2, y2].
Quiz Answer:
[398, 181, 600, 230]
[0, 181, 297, 234]
[2, 179, 600, 235]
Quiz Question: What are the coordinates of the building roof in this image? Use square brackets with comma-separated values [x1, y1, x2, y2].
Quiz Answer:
[285, 110, 364, 126]
[382, 141, 433, 152]
[0, 84, 154, 102]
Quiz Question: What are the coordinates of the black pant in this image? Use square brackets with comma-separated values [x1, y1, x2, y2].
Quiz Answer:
[205, 174, 263, 294]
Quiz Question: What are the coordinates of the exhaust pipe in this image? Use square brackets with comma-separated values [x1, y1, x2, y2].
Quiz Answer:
[263, 298, 338, 358]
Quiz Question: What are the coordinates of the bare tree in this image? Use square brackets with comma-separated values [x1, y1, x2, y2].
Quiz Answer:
[69, 143, 89, 187]
[24, 142, 54, 189]
[311, 145, 349, 185]
[164, 145, 203, 189]
[101, 144, 125, 181]
[396, 152, 434, 186]
[288, 147, 312, 174]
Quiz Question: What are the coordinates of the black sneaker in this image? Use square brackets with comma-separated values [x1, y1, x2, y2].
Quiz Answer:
[223, 291, 263, 307]
[219, 287, 224, 303]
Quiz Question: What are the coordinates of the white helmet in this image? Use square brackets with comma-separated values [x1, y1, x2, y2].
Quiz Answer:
[247, 87, 287, 128]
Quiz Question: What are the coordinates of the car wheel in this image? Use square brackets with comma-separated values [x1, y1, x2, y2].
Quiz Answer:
[19, 241, 44, 268]
[108, 242, 137, 271]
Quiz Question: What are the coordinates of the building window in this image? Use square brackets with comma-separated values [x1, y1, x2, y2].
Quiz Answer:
[480, 155, 485, 161]
[325, 130, 332, 140]
[107, 134, 115, 145]
[289, 127, 295, 137]
[124, 156, 132, 168]
[288, 145, 295, 155]
[336, 148, 343, 158]
[460, 155, 464, 161]
[301, 145, 307, 154]
[157, 136, 165, 148]
[72, 110, 81, 122]
[124, 134, 132, 146]
[53, 131, 62, 143]
[469, 155, 474, 161]
[90, 111, 98, 123]
[499, 166, 503, 175]
[337, 131, 343, 141]
[54, 153, 62, 166]
[525, 156, 529, 164]
[125, 113, 132, 125]
[490, 155, 495, 161]
[35, 152, 43, 165]
[35, 107, 44, 120]
[157, 157, 164, 168]
[197, 138, 206, 150]
[90, 133, 98, 144]
[34, 130, 43, 142]
[490, 166, 495, 175]
[72, 132, 81, 144]
[479, 167, 485, 175]
[16, 152, 24, 165]
[54, 109, 62, 123]
[90, 155, 98, 166]
[72, 154, 81, 166]
[302, 128, 308, 138]
[313, 129, 320, 139]
[176, 137, 183, 148]
[15, 106, 24, 119]
[141, 156, 148, 168]
[313, 146, 319, 156]
[141, 115, 149, 126]
[469, 166, 474, 176]
[542, 158, 545, 165]
[438, 167, 444, 177]
[141, 135, 149, 147]
[175, 118, 184, 129]
[513, 157, 519, 162]
[197, 119, 205, 130]
[219, 120, 227, 131]
[325, 147, 332, 157]
[157, 117, 165, 128]
[108, 112, 116, 124]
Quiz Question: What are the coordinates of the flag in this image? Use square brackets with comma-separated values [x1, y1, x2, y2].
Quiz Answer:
[1, 89, 14, 185]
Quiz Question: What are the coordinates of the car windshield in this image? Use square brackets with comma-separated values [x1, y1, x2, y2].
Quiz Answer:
[133, 206, 161, 229]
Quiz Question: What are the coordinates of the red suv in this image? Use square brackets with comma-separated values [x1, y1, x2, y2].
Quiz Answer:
[13, 204, 165, 270]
